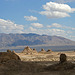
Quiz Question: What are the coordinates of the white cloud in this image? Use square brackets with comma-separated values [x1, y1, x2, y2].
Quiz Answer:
[29, 27, 37, 31]
[0, 19, 24, 33]
[49, 29, 65, 34]
[42, 2, 74, 13]
[40, 2, 75, 18]
[47, 23, 75, 31]
[70, 35, 75, 38]
[31, 23, 43, 28]
[71, 28, 75, 30]
[53, 0, 75, 3]
[24, 25, 75, 40]
[47, 23, 62, 28]
[29, 10, 38, 13]
[24, 16, 38, 21]
[40, 11, 70, 18]
[69, 35, 75, 40]
[47, 28, 68, 37]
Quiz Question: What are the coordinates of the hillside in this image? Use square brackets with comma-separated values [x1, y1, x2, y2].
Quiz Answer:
[0, 33, 75, 48]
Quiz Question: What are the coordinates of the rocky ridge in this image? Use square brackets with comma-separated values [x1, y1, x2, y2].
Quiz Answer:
[0, 33, 75, 47]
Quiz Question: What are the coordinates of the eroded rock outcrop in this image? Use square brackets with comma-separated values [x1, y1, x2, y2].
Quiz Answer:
[21, 46, 33, 54]
[47, 49, 52, 53]
[7, 49, 11, 52]
[0, 52, 21, 63]
[33, 48, 38, 54]
[60, 54, 67, 63]
[12, 50, 16, 53]
[39, 49, 46, 53]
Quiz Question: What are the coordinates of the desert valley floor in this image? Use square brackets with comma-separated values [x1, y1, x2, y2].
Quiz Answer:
[0, 47, 75, 75]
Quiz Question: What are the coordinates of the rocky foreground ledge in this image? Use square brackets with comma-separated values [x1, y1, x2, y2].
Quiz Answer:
[0, 49, 75, 75]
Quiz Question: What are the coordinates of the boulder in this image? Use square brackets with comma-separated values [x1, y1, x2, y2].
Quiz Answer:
[41, 49, 46, 52]
[12, 50, 16, 53]
[47, 49, 52, 52]
[60, 54, 67, 63]
[0, 52, 21, 63]
[7, 49, 11, 52]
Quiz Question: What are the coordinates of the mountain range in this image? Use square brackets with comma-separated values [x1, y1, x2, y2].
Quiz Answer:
[0, 33, 75, 48]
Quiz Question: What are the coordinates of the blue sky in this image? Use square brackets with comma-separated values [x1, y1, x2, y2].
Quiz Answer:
[0, 0, 75, 41]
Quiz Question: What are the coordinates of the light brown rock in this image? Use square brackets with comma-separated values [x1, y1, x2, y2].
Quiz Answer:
[0, 52, 21, 63]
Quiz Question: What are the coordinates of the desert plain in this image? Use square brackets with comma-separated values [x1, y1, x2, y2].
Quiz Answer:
[0, 47, 75, 75]
[17, 51, 75, 62]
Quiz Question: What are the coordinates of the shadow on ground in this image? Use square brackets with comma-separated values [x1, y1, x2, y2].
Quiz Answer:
[0, 60, 75, 75]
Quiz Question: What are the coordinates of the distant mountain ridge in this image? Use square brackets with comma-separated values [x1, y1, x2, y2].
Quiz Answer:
[0, 33, 75, 48]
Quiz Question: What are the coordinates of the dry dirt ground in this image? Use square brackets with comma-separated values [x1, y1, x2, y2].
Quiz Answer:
[0, 51, 75, 75]
[0, 60, 75, 75]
